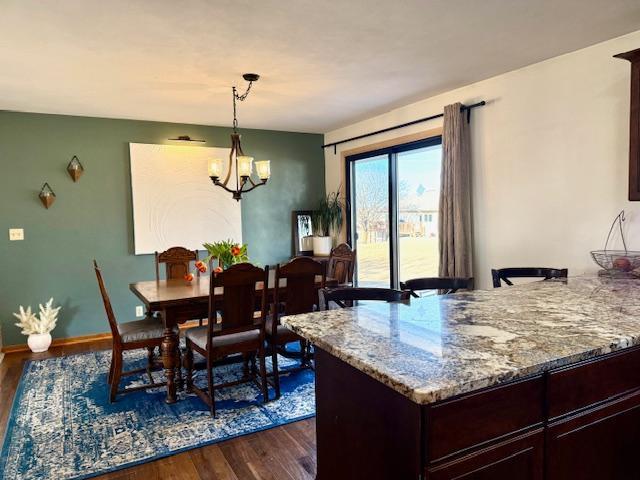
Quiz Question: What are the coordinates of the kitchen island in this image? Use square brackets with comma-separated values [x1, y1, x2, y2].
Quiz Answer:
[281, 277, 640, 480]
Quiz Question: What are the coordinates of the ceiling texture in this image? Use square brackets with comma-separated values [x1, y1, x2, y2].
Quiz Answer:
[1, 0, 640, 133]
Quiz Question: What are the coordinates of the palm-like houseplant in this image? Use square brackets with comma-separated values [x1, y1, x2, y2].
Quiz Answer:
[312, 190, 344, 256]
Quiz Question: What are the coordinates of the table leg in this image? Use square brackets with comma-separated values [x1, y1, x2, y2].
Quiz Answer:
[161, 327, 179, 404]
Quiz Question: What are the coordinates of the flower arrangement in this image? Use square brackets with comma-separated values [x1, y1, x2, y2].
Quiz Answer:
[203, 239, 249, 270]
[13, 298, 60, 335]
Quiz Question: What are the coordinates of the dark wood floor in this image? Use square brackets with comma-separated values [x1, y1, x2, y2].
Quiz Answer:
[0, 341, 317, 480]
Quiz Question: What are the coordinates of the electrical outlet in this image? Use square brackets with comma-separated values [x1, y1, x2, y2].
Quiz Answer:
[9, 228, 24, 241]
[135, 306, 144, 317]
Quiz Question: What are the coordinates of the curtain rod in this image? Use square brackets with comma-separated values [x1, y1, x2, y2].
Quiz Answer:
[322, 100, 486, 153]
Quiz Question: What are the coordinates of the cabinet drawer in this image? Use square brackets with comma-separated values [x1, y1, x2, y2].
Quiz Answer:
[546, 390, 640, 480]
[547, 346, 640, 419]
[427, 429, 544, 480]
[426, 376, 544, 461]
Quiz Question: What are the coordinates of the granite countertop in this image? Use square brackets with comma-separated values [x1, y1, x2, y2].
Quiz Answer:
[281, 276, 640, 405]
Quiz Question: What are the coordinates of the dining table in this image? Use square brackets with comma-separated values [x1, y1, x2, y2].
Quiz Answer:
[130, 269, 335, 403]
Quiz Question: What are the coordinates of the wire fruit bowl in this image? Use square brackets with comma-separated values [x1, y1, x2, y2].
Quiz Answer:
[591, 250, 640, 274]
[590, 211, 640, 277]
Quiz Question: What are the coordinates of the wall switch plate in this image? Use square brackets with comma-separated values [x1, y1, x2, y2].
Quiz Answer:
[135, 306, 144, 317]
[9, 228, 24, 241]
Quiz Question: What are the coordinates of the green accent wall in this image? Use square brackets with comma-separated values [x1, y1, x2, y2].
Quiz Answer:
[0, 111, 324, 346]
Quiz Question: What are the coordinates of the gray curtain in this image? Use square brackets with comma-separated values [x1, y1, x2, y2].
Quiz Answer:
[439, 102, 473, 278]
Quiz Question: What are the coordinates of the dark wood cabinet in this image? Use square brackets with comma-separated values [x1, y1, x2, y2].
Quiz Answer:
[428, 429, 544, 480]
[314, 345, 640, 480]
[546, 390, 640, 480]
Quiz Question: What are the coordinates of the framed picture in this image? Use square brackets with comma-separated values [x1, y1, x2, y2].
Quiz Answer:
[292, 210, 314, 256]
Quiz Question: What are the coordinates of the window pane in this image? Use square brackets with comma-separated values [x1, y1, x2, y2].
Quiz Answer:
[352, 155, 390, 287]
[397, 144, 441, 284]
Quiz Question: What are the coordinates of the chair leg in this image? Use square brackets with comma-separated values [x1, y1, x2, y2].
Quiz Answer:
[207, 356, 215, 417]
[184, 343, 194, 393]
[242, 353, 250, 379]
[271, 347, 281, 400]
[259, 346, 269, 403]
[109, 350, 122, 403]
[300, 340, 308, 367]
[250, 352, 257, 375]
[107, 348, 116, 385]
[146, 346, 155, 382]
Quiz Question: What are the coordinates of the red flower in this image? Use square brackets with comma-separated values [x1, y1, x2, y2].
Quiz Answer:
[230, 245, 241, 257]
[195, 260, 207, 273]
[214, 266, 223, 274]
[184, 272, 194, 282]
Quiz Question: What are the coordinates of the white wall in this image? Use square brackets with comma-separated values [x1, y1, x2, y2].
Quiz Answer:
[325, 30, 640, 290]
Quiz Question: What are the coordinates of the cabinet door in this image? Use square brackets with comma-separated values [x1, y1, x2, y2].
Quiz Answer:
[427, 430, 543, 480]
[546, 391, 640, 480]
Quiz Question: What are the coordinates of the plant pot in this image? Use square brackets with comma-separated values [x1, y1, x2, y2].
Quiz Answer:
[313, 236, 333, 256]
[27, 333, 52, 353]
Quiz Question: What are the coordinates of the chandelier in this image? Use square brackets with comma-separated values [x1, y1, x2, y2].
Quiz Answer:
[208, 73, 271, 201]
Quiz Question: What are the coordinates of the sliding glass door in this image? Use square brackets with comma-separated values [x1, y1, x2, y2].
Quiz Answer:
[347, 138, 442, 288]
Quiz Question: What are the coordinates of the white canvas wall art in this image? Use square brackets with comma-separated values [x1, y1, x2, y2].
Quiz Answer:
[130, 143, 241, 255]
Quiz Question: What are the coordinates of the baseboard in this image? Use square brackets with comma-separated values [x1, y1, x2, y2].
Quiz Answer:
[1, 320, 204, 354]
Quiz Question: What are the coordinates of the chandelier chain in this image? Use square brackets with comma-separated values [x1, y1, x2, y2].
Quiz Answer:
[232, 80, 254, 133]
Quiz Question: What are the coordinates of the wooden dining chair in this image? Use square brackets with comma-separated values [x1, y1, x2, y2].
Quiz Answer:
[154, 246, 199, 281]
[321, 287, 410, 309]
[184, 263, 270, 416]
[94, 260, 172, 403]
[491, 267, 568, 288]
[400, 277, 473, 297]
[327, 243, 356, 285]
[155, 246, 203, 326]
[268, 257, 326, 399]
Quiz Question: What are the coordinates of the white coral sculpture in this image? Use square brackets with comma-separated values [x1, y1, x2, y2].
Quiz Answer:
[13, 298, 61, 335]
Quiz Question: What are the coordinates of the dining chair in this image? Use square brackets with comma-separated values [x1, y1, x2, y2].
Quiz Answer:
[155, 246, 203, 326]
[268, 257, 326, 399]
[326, 243, 356, 285]
[400, 277, 473, 297]
[321, 287, 410, 309]
[94, 260, 172, 403]
[491, 267, 568, 288]
[184, 263, 270, 416]
[154, 246, 199, 281]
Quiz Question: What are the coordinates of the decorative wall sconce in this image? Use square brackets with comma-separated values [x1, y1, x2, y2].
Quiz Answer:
[67, 155, 84, 182]
[39, 183, 56, 209]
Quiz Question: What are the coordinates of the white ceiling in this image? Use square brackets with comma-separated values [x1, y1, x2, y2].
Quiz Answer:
[1, 0, 640, 133]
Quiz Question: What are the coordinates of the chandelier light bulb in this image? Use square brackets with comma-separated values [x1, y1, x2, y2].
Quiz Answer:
[255, 160, 271, 180]
[237, 156, 253, 177]
[208, 158, 224, 179]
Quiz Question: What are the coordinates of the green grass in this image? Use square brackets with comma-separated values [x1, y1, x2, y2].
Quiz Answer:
[357, 237, 439, 286]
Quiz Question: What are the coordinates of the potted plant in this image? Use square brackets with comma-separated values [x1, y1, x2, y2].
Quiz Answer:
[203, 239, 249, 271]
[312, 190, 344, 256]
[13, 298, 61, 353]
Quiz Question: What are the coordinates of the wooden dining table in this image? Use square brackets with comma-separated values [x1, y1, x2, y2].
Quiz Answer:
[130, 269, 334, 404]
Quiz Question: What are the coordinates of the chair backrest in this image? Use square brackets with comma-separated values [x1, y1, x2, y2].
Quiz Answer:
[491, 267, 568, 288]
[327, 243, 356, 285]
[274, 257, 326, 329]
[321, 287, 410, 309]
[400, 277, 473, 297]
[155, 246, 199, 280]
[93, 260, 121, 342]
[208, 263, 268, 346]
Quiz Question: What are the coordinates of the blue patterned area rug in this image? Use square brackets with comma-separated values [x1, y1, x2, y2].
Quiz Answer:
[0, 349, 315, 480]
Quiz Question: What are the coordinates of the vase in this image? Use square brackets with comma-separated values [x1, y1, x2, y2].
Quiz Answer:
[313, 236, 333, 256]
[27, 333, 52, 353]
